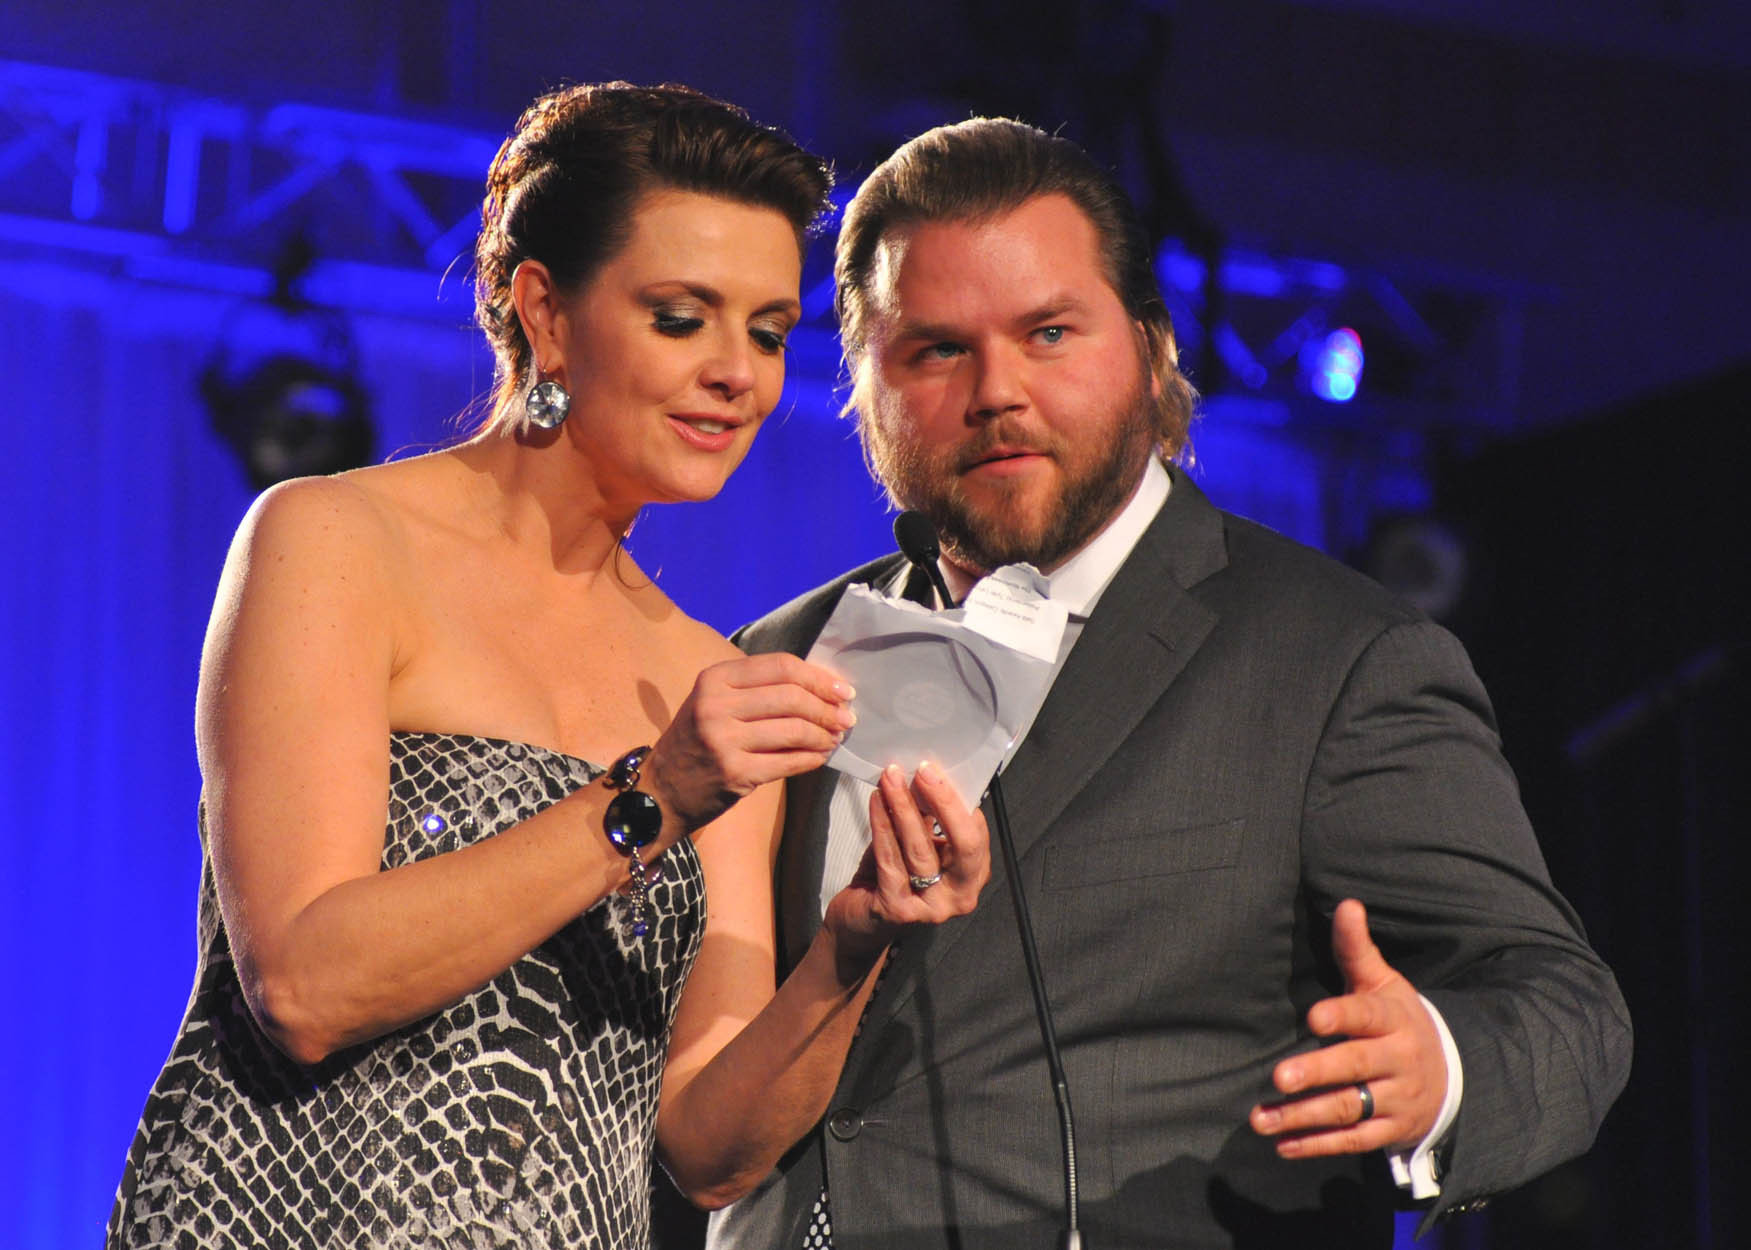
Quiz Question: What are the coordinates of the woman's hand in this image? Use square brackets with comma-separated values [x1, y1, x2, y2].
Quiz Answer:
[822, 761, 991, 978]
[642, 652, 854, 842]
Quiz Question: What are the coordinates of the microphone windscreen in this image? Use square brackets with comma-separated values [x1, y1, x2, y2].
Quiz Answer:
[893, 510, 941, 565]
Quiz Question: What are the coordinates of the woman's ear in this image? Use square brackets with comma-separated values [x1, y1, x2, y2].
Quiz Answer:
[511, 259, 567, 380]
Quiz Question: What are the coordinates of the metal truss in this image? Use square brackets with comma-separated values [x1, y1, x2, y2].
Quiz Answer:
[0, 57, 1525, 425]
[0, 57, 498, 317]
[1154, 240, 1534, 433]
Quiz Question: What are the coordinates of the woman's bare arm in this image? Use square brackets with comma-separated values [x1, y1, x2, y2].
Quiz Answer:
[200, 477, 648, 1063]
[202, 479, 851, 1065]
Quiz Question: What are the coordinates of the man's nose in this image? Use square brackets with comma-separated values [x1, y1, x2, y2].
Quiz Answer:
[967, 348, 1026, 420]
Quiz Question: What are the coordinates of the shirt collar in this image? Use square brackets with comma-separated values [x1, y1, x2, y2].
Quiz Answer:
[939, 457, 1172, 617]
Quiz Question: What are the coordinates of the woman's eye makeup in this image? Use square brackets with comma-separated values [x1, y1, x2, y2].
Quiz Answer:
[750, 324, 790, 353]
[652, 308, 704, 336]
[650, 302, 794, 354]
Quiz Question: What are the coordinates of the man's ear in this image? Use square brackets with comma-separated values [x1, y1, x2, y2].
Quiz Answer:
[1136, 320, 1163, 401]
[511, 259, 568, 380]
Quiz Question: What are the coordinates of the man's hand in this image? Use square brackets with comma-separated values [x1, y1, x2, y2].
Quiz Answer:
[821, 761, 991, 980]
[1249, 899, 1447, 1158]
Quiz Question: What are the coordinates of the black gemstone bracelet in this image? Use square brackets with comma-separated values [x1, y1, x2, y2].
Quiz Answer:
[601, 746, 662, 937]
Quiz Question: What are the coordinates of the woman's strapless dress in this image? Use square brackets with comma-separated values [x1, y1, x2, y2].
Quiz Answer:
[107, 731, 705, 1249]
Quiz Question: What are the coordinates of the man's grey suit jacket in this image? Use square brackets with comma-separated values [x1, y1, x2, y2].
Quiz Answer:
[711, 468, 1630, 1250]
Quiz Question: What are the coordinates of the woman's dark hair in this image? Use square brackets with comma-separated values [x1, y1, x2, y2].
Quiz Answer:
[473, 81, 832, 430]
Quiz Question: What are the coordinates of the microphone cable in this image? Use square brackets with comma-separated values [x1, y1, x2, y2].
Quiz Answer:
[892, 511, 1083, 1249]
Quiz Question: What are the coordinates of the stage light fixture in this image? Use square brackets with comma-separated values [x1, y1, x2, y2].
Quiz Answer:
[1360, 514, 1469, 622]
[199, 235, 376, 491]
[202, 349, 374, 491]
[1304, 326, 1364, 403]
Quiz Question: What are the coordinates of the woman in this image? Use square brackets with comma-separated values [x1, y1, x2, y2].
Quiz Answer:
[107, 82, 988, 1249]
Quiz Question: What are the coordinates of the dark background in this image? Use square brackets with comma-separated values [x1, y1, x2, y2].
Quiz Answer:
[2, 3, 1743, 1246]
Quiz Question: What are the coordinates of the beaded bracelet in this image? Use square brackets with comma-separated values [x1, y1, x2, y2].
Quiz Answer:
[601, 746, 663, 938]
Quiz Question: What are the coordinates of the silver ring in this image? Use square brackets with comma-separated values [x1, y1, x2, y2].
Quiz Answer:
[908, 872, 943, 891]
[1356, 1082, 1375, 1123]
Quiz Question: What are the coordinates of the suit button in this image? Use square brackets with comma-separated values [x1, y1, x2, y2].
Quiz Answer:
[827, 1108, 862, 1141]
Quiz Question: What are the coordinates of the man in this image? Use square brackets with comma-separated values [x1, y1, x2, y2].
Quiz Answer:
[711, 119, 1630, 1249]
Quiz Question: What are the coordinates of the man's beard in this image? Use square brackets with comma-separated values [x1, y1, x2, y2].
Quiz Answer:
[865, 375, 1158, 577]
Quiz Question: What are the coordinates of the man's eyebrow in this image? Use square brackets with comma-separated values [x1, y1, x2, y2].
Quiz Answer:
[1017, 295, 1090, 324]
[889, 295, 1092, 344]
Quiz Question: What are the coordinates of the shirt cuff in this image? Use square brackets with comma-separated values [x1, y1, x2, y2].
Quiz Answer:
[1387, 993, 1463, 1199]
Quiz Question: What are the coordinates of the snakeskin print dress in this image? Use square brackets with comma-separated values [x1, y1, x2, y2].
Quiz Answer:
[107, 732, 706, 1250]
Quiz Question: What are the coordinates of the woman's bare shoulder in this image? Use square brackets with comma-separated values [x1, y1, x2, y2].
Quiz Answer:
[196, 459, 477, 751]
[210, 459, 470, 658]
[236, 453, 462, 566]
[228, 474, 385, 576]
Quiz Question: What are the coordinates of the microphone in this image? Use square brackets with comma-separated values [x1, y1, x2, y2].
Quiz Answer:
[892, 511, 955, 609]
[893, 511, 1083, 1250]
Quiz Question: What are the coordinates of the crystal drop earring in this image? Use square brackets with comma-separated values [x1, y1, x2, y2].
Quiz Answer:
[524, 375, 571, 430]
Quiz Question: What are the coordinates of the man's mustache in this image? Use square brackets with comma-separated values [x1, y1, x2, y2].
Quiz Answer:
[952, 425, 1058, 473]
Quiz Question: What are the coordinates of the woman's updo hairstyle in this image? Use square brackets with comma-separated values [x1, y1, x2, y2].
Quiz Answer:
[473, 81, 832, 432]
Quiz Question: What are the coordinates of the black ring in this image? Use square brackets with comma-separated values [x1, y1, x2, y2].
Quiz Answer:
[1356, 1082, 1375, 1123]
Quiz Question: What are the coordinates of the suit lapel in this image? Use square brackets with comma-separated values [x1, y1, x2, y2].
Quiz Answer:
[997, 471, 1228, 861]
[851, 469, 1231, 1045]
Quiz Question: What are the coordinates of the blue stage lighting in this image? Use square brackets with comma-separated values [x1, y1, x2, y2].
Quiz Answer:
[1306, 326, 1364, 403]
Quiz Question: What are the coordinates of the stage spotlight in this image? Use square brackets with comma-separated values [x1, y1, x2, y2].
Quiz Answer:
[1304, 326, 1364, 403]
[200, 235, 376, 491]
[202, 351, 374, 491]
[1360, 514, 1469, 622]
